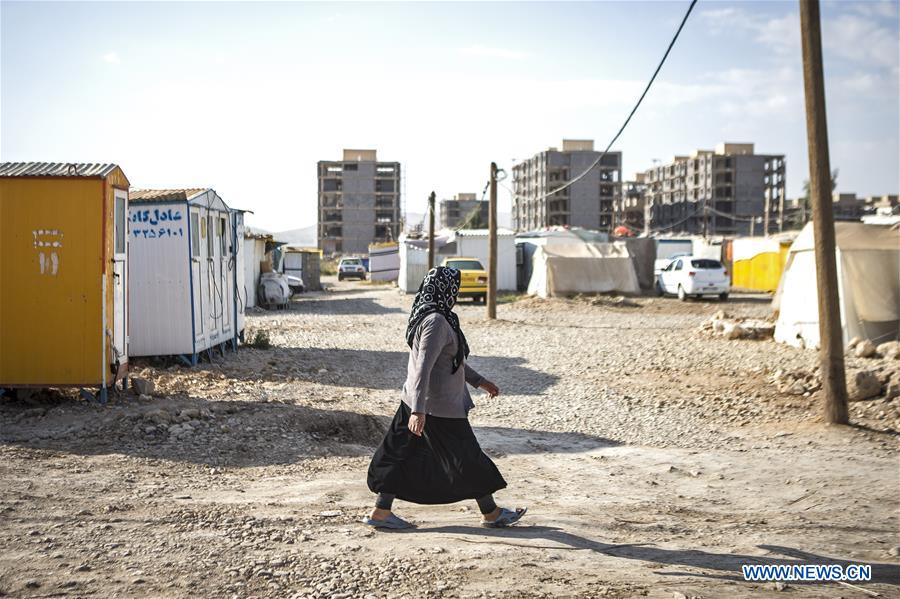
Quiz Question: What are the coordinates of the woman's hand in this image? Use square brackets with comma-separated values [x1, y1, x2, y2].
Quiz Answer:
[408, 412, 426, 436]
[479, 380, 500, 398]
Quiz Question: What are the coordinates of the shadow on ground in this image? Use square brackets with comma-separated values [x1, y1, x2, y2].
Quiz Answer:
[280, 296, 404, 316]
[414, 525, 900, 587]
[181, 347, 559, 395]
[0, 396, 613, 467]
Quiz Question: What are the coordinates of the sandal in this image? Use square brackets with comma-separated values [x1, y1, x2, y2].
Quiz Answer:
[361, 513, 416, 530]
[482, 507, 527, 528]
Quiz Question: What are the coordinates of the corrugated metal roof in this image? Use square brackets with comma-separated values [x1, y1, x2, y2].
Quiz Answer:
[0, 162, 120, 178]
[129, 188, 207, 202]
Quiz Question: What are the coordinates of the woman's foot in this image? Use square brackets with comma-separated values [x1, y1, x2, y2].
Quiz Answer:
[369, 507, 392, 521]
[362, 509, 415, 530]
[481, 507, 527, 528]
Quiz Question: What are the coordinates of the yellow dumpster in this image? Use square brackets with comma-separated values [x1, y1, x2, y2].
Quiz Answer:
[0, 162, 130, 402]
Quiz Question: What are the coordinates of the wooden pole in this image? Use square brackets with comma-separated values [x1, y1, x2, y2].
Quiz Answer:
[487, 163, 498, 320]
[799, 0, 848, 424]
[427, 191, 435, 270]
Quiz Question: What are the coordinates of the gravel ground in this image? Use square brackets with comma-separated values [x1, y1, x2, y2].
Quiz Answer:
[1, 277, 898, 598]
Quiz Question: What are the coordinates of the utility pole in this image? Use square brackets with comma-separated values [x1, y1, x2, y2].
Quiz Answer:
[763, 194, 770, 237]
[799, 0, 848, 425]
[487, 163, 498, 320]
[427, 191, 435, 270]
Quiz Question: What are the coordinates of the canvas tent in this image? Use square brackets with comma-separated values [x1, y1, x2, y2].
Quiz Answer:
[774, 222, 900, 349]
[526, 241, 640, 298]
[515, 227, 610, 291]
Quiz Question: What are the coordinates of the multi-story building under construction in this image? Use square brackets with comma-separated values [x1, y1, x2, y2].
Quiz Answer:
[512, 140, 622, 232]
[440, 193, 488, 229]
[635, 143, 785, 236]
[318, 149, 401, 255]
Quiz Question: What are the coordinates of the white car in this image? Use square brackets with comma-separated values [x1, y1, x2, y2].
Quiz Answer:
[337, 257, 366, 281]
[657, 256, 730, 301]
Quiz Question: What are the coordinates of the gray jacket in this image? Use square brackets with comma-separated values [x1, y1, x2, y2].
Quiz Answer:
[402, 312, 484, 418]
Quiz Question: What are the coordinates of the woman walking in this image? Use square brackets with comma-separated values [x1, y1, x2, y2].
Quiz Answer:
[364, 266, 526, 530]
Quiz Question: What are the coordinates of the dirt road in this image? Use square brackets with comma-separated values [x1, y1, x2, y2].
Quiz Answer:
[1, 279, 898, 598]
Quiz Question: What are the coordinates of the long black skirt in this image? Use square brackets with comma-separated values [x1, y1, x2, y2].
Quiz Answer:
[367, 402, 507, 504]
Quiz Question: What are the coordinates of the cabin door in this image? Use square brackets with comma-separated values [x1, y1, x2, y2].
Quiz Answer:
[190, 206, 206, 349]
[217, 213, 232, 338]
[112, 189, 128, 364]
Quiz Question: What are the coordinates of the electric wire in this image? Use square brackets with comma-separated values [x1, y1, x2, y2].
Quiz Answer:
[519, 0, 698, 204]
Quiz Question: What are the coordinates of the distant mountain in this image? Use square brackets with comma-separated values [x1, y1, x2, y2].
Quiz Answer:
[273, 225, 317, 247]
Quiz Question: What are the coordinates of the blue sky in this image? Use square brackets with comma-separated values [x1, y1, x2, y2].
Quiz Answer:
[2, 1, 898, 232]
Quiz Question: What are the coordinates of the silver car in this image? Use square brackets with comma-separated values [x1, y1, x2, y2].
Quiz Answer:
[338, 257, 366, 281]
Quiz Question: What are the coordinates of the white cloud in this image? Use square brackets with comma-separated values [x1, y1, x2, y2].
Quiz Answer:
[458, 45, 528, 60]
[849, 0, 899, 20]
[823, 14, 899, 69]
[698, 5, 898, 69]
[102, 51, 121, 64]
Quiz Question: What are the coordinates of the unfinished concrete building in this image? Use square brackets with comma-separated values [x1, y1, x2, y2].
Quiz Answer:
[640, 143, 786, 236]
[440, 193, 488, 229]
[318, 149, 401, 255]
[617, 173, 649, 233]
[512, 140, 622, 232]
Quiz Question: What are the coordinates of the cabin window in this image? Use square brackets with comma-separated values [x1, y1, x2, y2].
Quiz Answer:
[219, 217, 227, 255]
[207, 214, 215, 256]
[114, 195, 126, 254]
[190, 212, 200, 257]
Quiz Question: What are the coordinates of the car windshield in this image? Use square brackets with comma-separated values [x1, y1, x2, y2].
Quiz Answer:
[691, 259, 723, 269]
[445, 260, 484, 271]
[341, 259, 360, 266]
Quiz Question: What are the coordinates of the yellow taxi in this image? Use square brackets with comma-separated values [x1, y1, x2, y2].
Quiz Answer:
[441, 256, 487, 304]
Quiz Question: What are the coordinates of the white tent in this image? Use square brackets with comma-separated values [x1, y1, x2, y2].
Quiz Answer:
[774, 222, 900, 349]
[526, 241, 640, 298]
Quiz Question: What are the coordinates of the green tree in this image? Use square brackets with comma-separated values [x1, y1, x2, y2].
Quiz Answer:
[791, 168, 838, 228]
[458, 204, 486, 229]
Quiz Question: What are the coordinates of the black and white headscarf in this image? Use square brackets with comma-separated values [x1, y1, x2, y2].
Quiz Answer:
[406, 266, 469, 373]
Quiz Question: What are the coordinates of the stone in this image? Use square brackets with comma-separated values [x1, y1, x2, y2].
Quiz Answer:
[876, 340, 900, 360]
[773, 581, 788, 591]
[723, 323, 745, 340]
[888, 546, 900, 557]
[885, 378, 900, 401]
[144, 409, 171, 425]
[180, 408, 201, 420]
[854, 339, 877, 358]
[132, 377, 155, 396]
[847, 370, 882, 401]
[789, 381, 807, 396]
[846, 336, 862, 350]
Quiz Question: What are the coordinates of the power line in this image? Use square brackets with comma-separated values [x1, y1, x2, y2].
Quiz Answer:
[522, 0, 698, 203]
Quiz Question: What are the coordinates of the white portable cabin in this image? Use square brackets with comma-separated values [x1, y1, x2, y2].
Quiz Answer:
[398, 233, 453, 292]
[451, 228, 517, 291]
[128, 188, 242, 363]
[241, 228, 273, 309]
[369, 243, 400, 281]
[231, 210, 247, 338]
